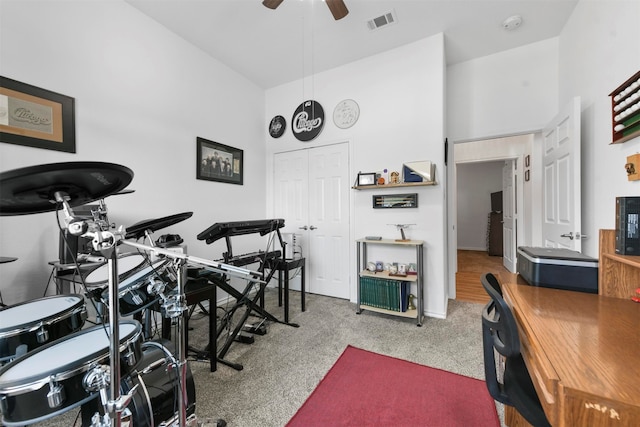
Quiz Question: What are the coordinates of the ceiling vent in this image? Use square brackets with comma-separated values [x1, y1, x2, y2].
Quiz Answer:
[367, 10, 397, 31]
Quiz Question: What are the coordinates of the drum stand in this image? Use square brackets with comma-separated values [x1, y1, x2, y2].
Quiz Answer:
[54, 195, 251, 426]
[121, 239, 261, 427]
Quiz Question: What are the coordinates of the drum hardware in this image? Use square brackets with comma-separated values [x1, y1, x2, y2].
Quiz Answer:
[46, 376, 66, 409]
[0, 163, 233, 426]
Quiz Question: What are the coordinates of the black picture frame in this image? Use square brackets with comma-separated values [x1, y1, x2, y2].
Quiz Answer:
[357, 172, 376, 186]
[196, 137, 243, 185]
[0, 76, 76, 153]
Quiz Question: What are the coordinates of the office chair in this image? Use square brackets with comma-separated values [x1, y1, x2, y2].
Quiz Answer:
[481, 273, 551, 427]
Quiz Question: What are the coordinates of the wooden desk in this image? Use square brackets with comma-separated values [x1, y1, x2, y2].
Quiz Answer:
[502, 283, 640, 427]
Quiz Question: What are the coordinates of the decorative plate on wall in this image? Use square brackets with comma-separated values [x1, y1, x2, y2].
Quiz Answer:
[333, 99, 360, 129]
[268, 115, 286, 138]
[291, 100, 324, 142]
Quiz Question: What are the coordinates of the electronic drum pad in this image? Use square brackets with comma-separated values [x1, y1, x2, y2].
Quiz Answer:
[0, 162, 134, 216]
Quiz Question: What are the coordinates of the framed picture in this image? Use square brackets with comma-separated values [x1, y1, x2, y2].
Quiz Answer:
[357, 172, 376, 186]
[197, 137, 243, 185]
[0, 76, 76, 153]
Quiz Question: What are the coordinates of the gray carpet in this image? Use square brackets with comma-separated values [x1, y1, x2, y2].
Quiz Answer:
[12, 289, 504, 426]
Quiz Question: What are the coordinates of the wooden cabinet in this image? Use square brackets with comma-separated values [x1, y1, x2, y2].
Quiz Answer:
[598, 229, 640, 298]
[355, 238, 424, 326]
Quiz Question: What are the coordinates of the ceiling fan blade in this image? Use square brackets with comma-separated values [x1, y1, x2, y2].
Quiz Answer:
[326, 0, 349, 20]
[263, 0, 284, 10]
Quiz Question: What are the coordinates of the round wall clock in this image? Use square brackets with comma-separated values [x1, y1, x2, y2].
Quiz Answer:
[269, 115, 286, 138]
[291, 100, 324, 142]
[333, 99, 360, 129]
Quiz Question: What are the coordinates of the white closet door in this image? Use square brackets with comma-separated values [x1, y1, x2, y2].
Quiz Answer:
[274, 143, 350, 299]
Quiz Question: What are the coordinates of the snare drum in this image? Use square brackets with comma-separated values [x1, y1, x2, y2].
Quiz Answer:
[101, 259, 174, 316]
[81, 253, 148, 290]
[0, 294, 87, 365]
[80, 340, 196, 426]
[0, 320, 142, 426]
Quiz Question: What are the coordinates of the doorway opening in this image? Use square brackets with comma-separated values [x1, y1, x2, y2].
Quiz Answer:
[447, 134, 532, 302]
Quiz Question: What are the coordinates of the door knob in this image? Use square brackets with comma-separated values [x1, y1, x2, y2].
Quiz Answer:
[299, 226, 308, 230]
[560, 232, 574, 240]
[310, 225, 317, 230]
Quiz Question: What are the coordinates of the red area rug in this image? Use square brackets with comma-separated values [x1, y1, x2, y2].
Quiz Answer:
[287, 345, 499, 427]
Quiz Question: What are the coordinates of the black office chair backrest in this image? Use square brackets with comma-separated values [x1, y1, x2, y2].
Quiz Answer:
[481, 272, 521, 358]
[480, 273, 552, 427]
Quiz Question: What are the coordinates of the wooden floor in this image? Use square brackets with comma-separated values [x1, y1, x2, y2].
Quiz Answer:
[455, 250, 518, 304]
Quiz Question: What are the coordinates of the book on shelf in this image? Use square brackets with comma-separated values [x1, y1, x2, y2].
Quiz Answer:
[359, 276, 410, 312]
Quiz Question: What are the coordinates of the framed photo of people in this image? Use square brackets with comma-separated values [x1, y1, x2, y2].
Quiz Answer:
[196, 137, 243, 185]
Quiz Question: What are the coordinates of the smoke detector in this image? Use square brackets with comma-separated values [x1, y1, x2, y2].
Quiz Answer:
[502, 15, 523, 31]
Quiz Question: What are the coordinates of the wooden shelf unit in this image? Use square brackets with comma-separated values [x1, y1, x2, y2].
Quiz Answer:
[356, 238, 424, 326]
[609, 70, 640, 145]
[598, 229, 640, 298]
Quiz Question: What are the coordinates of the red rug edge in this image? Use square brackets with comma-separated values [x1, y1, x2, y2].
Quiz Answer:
[286, 344, 500, 427]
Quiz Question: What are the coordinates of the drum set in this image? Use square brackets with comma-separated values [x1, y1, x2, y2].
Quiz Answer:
[0, 162, 261, 426]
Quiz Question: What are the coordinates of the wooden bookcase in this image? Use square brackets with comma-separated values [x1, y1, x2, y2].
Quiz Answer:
[356, 238, 424, 326]
[598, 229, 640, 298]
[609, 70, 640, 144]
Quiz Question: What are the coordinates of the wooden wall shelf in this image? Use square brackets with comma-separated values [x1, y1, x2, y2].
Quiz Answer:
[352, 181, 436, 190]
[609, 70, 640, 144]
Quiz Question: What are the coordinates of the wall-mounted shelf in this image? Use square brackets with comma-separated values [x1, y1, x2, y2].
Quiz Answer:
[609, 70, 640, 145]
[352, 181, 436, 190]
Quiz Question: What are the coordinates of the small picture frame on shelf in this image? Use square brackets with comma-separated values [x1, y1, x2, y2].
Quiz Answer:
[398, 263, 407, 275]
[407, 263, 417, 275]
[357, 172, 376, 186]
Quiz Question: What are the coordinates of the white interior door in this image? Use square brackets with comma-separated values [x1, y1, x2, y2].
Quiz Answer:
[274, 143, 350, 299]
[502, 160, 516, 272]
[542, 97, 582, 250]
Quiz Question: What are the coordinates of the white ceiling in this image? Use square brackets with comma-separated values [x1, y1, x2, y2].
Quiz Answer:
[126, 0, 578, 89]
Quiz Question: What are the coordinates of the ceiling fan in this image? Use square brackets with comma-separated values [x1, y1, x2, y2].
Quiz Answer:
[262, 0, 349, 21]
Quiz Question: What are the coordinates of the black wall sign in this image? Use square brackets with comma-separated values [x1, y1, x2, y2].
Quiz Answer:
[269, 115, 286, 138]
[291, 100, 324, 142]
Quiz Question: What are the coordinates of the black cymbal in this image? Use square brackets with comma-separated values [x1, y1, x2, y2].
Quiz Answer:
[0, 162, 133, 216]
[125, 212, 193, 239]
[0, 257, 18, 264]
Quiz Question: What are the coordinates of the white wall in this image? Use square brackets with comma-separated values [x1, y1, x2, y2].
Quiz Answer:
[0, 1, 266, 303]
[558, 0, 640, 258]
[456, 161, 503, 250]
[447, 38, 559, 143]
[265, 35, 448, 318]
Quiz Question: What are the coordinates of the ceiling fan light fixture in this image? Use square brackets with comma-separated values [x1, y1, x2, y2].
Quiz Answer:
[262, 0, 348, 20]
